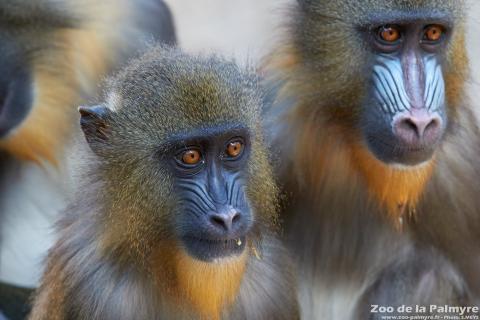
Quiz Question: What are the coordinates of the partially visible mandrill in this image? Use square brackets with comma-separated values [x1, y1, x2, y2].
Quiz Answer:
[0, 1, 176, 318]
[265, 0, 480, 318]
[29, 47, 299, 320]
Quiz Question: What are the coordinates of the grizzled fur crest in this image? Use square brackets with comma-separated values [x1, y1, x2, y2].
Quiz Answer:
[104, 47, 262, 137]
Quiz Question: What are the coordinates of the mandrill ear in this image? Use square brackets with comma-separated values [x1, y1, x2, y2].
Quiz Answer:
[78, 105, 112, 153]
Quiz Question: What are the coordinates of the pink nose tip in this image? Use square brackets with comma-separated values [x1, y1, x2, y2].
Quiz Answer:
[393, 110, 443, 146]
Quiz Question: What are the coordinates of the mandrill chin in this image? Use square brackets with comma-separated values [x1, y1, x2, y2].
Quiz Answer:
[29, 46, 299, 320]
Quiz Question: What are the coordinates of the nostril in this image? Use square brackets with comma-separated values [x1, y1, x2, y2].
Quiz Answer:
[425, 118, 440, 132]
[402, 118, 420, 136]
[211, 215, 227, 228]
[232, 212, 240, 223]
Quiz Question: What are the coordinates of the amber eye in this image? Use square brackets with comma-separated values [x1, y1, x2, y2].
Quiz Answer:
[181, 149, 202, 165]
[378, 25, 401, 43]
[424, 25, 443, 42]
[226, 141, 243, 158]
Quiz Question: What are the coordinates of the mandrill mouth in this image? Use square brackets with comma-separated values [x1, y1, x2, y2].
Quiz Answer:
[366, 135, 437, 167]
[181, 235, 247, 262]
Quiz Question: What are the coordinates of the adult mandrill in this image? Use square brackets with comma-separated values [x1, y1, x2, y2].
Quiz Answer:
[29, 47, 299, 320]
[266, 0, 480, 318]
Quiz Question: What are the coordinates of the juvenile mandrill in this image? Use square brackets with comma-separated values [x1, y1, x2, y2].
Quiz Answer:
[29, 47, 299, 320]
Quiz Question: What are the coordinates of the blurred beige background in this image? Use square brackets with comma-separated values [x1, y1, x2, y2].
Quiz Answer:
[164, 0, 290, 62]
[468, 0, 480, 103]
[468, 1, 480, 74]
[166, 0, 480, 113]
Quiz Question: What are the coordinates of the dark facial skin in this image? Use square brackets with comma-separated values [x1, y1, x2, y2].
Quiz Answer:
[0, 30, 33, 138]
[169, 125, 253, 262]
[360, 12, 451, 165]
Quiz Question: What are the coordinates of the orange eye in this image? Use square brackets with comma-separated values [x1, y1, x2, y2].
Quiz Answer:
[181, 149, 201, 165]
[378, 25, 401, 43]
[424, 25, 443, 42]
[226, 141, 243, 158]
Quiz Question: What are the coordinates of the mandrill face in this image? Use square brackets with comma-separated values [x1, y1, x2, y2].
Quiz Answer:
[360, 19, 451, 166]
[293, 1, 466, 213]
[80, 103, 258, 264]
[296, 1, 464, 169]
[168, 125, 254, 262]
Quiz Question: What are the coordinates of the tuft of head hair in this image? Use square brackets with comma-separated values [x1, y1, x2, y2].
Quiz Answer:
[102, 45, 262, 145]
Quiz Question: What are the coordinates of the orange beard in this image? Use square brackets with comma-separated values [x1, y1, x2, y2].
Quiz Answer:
[351, 143, 435, 219]
[174, 250, 248, 319]
[152, 243, 248, 320]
